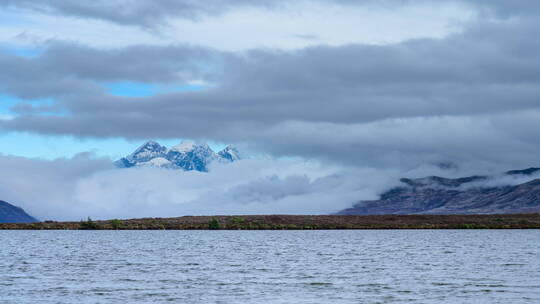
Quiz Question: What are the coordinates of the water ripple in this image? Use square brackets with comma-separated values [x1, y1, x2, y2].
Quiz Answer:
[0, 230, 539, 303]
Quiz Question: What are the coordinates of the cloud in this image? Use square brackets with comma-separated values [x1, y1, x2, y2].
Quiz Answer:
[1, 151, 535, 221]
[459, 170, 540, 190]
[1, 15, 539, 171]
[0, 153, 112, 218]
[1, 1, 538, 29]
[0, 0, 238, 28]
[0, 154, 412, 221]
[0, 1, 474, 52]
[0, 0, 539, 173]
[239, 112, 540, 172]
[0, 43, 222, 100]
[0, 1, 464, 28]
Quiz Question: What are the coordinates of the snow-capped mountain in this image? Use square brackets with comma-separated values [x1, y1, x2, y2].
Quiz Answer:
[114, 141, 241, 171]
[218, 145, 241, 162]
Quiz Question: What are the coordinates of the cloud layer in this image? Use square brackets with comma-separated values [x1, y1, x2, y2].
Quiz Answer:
[0, 1, 464, 27]
[1, 152, 536, 221]
[1, 10, 539, 170]
[2, 1, 539, 28]
[0, 154, 409, 220]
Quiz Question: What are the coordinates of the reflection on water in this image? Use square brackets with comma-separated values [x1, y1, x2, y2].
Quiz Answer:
[1, 230, 539, 303]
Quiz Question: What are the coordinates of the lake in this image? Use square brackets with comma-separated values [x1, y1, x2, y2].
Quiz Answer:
[1, 230, 539, 303]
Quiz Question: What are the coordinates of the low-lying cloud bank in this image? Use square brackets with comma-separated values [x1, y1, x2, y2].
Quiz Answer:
[459, 171, 540, 190]
[1, 153, 538, 221]
[0, 154, 406, 221]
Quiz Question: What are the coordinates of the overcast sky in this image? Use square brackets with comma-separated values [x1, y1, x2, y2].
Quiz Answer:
[0, 1, 539, 219]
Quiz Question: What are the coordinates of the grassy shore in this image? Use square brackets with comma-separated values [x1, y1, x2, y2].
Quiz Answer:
[1, 214, 540, 230]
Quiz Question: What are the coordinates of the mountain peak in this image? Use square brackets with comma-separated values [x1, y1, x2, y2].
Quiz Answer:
[143, 140, 160, 145]
[222, 144, 237, 151]
[506, 167, 540, 176]
[115, 140, 241, 171]
[133, 140, 166, 153]
[218, 145, 241, 161]
[169, 141, 197, 153]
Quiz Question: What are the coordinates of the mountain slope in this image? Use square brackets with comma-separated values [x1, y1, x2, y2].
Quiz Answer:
[115, 140, 240, 172]
[338, 168, 540, 215]
[218, 145, 241, 162]
[0, 201, 38, 223]
[114, 140, 168, 168]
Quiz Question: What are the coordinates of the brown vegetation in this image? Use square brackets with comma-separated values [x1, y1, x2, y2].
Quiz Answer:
[1, 214, 540, 230]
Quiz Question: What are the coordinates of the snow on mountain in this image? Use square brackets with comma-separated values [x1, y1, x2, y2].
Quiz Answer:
[115, 141, 241, 172]
[218, 145, 241, 162]
[166, 142, 218, 172]
[114, 141, 167, 168]
[169, 141, 197, 153]
[137, 157, 172, 168]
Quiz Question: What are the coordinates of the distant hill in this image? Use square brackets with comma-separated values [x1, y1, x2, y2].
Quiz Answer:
[338, 168, 540, 215]
[0, 201, 38, 223]
[114, 140, 241, 172]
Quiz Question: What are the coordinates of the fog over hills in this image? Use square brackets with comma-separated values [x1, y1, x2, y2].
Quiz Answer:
[2, 144, 540, 221]
[339, 168, 540, 215]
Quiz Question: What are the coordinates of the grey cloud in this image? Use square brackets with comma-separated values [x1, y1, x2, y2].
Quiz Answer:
[2, 0, 540, 28]
[470, 0, 540, 18]
[290, 34, 319, 41]
[0, 43, 221, 99]
[0, 1, 539, 171]
[241, 112, 540, 172]
[0, 0, 281, 28]
[38, 43, 222, 83]
[3, 19, 540, 128]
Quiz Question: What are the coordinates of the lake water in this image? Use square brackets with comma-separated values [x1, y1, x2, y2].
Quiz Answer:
[0, 230, 539, 303]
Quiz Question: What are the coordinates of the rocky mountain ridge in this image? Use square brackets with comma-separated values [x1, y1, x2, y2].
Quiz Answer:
[338, 168, 540, 215]
[115, 140, 241, 172]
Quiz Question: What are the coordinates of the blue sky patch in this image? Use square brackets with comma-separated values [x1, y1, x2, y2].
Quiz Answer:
[0, 94, 58, 116]
[0, 94, 19, 115]
[0, 44, 44, 58]
[9, 47, 44, 58]
[105, 82, 208, 97]
[0, 131, 226, 160]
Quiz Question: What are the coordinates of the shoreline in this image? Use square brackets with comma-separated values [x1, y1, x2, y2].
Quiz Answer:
[1, 214, 540, 230]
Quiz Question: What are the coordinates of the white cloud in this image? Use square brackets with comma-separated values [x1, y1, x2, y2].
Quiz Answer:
[0, 154, 407, 220]
[0, 148, 535, 221]
[0, 1, 475, 51]
[459, 171, 540, 190]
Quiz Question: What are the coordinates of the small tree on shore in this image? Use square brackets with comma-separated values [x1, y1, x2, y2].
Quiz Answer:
[80, 217, 98, 230]
[208, 218, 220, 230]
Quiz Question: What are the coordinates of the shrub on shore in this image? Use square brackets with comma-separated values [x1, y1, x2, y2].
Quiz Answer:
[110, 219, 124, 230]
[80, 217, 99, 230]
[208, 218, 221, 230]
